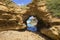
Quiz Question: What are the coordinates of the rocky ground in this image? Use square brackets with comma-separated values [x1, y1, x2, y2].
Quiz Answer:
[0, 30, 50, 40]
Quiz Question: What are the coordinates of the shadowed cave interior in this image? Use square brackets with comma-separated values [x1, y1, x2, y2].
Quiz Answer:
[23, 15, 51, 32]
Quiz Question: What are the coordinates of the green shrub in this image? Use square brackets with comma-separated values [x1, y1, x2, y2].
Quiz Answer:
[46, 0, 60, 17]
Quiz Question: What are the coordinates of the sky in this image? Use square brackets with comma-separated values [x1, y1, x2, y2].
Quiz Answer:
[12, 0, 32, 6]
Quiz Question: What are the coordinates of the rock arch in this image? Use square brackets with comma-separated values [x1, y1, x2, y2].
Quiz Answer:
[23, 0, 52, 29]
[0, 0, 53, 31]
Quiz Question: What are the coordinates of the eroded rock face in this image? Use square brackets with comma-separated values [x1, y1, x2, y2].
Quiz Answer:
[26, 0, 52, 21]
[41, 25, 60, 40]
[0, 5, 8, 11]
[26, 0, 60, 40]
[0, 0, 60, 40]
[0, 1, 26, 30]
[40, 18, 60, 40]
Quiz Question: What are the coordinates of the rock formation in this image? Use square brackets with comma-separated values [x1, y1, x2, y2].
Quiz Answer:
[22, 0, 52, 28]
[41, 18, 60, 40]
[0, 30, 49, 40]
[0, 0, 26, 30]
[0, 0, 60, 40]
[26, 0, 60, 40]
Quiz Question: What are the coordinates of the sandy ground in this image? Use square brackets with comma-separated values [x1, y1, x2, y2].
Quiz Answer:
[0, 30, 48, 40]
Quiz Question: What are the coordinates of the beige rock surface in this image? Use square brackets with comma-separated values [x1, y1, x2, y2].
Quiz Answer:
[0, 5, 8, 12]
[0, 1, 26, 30]
[41, 25, 60, 40]
[0, 31, 48, 40]
[0, 0, 60, 40]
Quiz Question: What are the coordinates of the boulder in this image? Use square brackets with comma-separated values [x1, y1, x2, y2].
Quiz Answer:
[0, 31, 49, 40]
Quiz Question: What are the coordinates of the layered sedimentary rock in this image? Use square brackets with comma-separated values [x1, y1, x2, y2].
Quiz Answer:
[41, 18, 60, 40]
[22, 0, 52, 29]
[0, 1, 26, 30]
[41, 25, 60, 40]
[27, 0, 60, 40]
[26, 0, 52, 21]
[0, 0, 60, 40]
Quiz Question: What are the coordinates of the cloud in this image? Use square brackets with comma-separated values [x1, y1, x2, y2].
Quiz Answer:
[17, 3, 24, 6]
